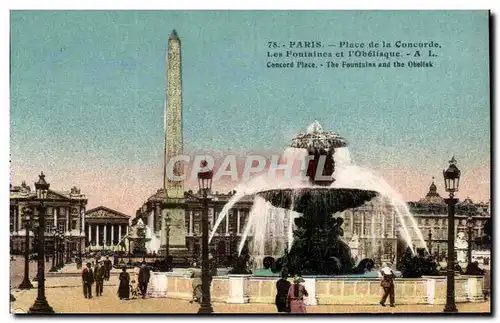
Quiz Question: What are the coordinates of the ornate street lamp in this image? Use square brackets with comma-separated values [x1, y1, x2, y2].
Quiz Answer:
[19, 207, 34, 289]
[60, 232, 66, 268]
[29, 172, 54, 314]
[442, 157, 460, 313]
[197, 160, 214, 314]
[49, 228, 58, 272]
[57, 230, 65, 269]
[164, 213, 171, 271]
[66, 232, 72, 264]
[127, 226, 132, 265]
[427, 229, 433, 256]
[466, 215, 474, 265]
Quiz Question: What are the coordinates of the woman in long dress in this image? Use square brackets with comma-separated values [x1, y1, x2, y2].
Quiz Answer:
[118, 267, 130, 300]
[288, 276, 308, 313]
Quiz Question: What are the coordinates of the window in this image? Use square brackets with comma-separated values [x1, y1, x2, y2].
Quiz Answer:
[58, 224, 64, 232]
[239, 211, 246, 234]
[208, 208, 214, 229]
[343, 215, 351, 233]
[194, 223, 200, 235]
[72, 219, 77, 230]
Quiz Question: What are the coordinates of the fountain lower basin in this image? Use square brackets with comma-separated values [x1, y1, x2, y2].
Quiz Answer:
[145, 270, 485, 306]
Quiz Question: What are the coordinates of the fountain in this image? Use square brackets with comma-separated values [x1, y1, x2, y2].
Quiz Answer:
[209, 121, 429, 276]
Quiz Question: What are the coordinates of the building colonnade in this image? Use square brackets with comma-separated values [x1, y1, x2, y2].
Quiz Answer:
[86, 223, 128, 247]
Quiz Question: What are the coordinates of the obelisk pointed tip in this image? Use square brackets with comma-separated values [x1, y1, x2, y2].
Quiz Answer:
[169, 29, 179, 40]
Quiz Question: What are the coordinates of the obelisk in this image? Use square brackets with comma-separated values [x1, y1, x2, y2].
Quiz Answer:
[164, 29, 184, 197]
[162, 29, 187, 253]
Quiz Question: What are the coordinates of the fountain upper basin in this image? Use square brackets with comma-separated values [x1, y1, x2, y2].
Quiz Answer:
[257, 187, 379, 214]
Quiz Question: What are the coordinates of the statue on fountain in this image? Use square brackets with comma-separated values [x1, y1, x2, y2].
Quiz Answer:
[353, 258, 375, 274]
[396, 247, 439, 278]
[348, 233, 360, 262]
[228, 245, 252, 275]
[455, 231, 468, 264]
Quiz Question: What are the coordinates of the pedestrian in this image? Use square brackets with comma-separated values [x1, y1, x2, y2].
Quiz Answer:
[484, 269, 490, 300]
[104, 256, 112, 281]
[94, 261, 105, 297]
[76, 256, 82, 269]
[138, 262, 151, 298]
[117, 266, 130, 300]
[288, 276, 308, 313]
[134, 263, 141, 283]
[275, 271, 291, 313]
[189, 265, 202, 303]
[82, 262, 94, 299]
[379, 262, 396, 307]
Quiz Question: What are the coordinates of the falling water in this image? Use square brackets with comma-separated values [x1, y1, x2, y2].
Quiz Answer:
[209, 145, 428, 267]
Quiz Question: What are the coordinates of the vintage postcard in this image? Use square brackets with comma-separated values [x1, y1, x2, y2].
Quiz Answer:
[9, 10, 491, 315]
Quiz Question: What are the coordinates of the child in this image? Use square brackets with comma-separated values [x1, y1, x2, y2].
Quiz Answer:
[129, 279, 140, 298]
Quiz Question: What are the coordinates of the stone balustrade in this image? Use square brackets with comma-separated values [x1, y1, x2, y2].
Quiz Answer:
[146, 272, 485, 306]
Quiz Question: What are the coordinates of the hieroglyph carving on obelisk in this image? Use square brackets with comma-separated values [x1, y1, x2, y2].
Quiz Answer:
[164, 29, 184, 199]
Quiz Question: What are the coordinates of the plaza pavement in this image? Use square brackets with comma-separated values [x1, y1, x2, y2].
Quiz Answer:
[10, 274, 491, 314]
[10, 258, 491, 314]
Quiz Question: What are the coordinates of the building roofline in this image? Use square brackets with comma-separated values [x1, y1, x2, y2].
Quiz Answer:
[86, 206, 131, 218]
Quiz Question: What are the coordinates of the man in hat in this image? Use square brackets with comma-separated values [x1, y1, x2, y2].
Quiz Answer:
[379, 262, 396, 307]
[103, 256, 112, 281]
[138, 262, 151, 298]
[82, 262, 94, 299]
[189, 263, 202, 303]
[94, 261, 105, 297]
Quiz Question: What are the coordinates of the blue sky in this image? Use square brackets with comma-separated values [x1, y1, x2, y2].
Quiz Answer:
[10, 10, 490, 212]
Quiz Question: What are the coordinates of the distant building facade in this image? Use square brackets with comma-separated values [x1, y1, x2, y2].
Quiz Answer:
[10, 181, 87, 256]
[84, 206, 131, 252]
[132, 189, 253, 266]
[407, 179, 490, 259]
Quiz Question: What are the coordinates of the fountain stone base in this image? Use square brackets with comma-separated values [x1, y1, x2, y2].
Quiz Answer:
[227, 275, 251, 304]
[144, 270, 486, 307]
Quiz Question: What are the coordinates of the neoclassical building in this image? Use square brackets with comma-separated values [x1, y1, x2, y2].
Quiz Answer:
[84, 206, 131, 252]
[10, 181, 87, 255]
[407, 179, 490, 259]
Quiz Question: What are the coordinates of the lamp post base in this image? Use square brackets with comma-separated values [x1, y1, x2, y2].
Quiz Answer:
[28, 298, 54, 314]
[443, 304, 458, 313]
[18, 278, 33, 290]
[197, 304, 214, 314]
